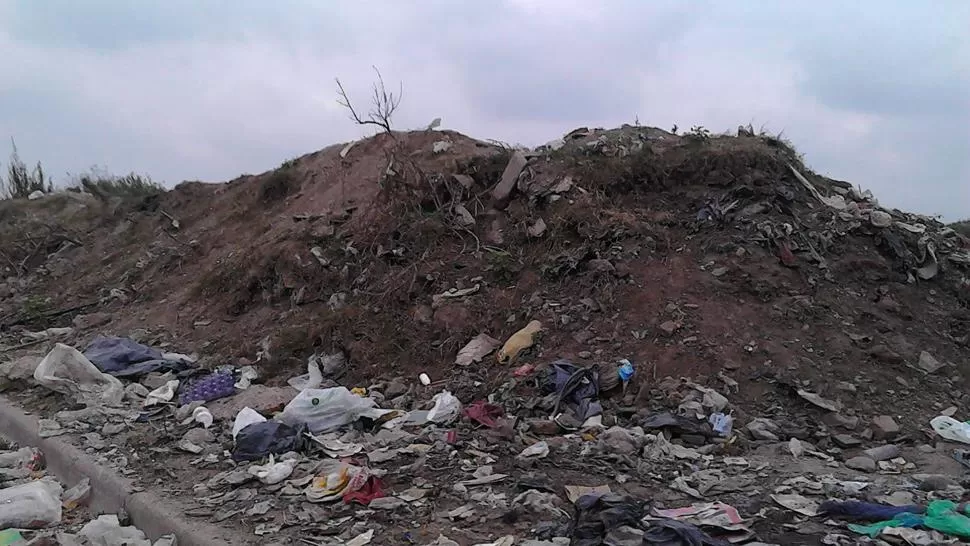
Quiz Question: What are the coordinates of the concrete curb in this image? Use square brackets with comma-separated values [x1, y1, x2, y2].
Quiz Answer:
[0, 395, 232, 546]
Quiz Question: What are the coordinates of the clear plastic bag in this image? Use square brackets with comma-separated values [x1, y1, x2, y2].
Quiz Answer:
[279, 387, 376, 433]
[33, 343, 124, 406]
[427, 390, 462, 424]
[0, 478, 63, 529]
[931, 415, 970, 444]
[79, 514, 150, 546]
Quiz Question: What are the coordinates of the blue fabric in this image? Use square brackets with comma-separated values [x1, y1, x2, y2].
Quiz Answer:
[84, 336, 194, 378]
[820, 500, 923, 521]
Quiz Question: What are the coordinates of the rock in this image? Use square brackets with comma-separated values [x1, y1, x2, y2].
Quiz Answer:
[597, 427, 639, 455]
[822, 413, 859, 430]
[918, 475, 955, 492]
[868, 345, 904, 364]
[917, 351, 946, 374]
[455, 333, 501, 367]
[102, 423, 126, 436]
[0, 356, 40, 381]
[491, 151, 528, 205]
[182, 428, 215, 445]
[140, 373, 172, 390]
[578, 351, 592, 359]
[587, 259, 615, 275]
[369, 497, 406, 510]
[659, 321, 680, 336]
[527, 218, 547, 238]
[385, 378, 408, 399]
[835, 381, 857, 393]
[527, 419, 561, 436]
[871, 415, 900, 440]
[208, 384, 292, 421]
[746, 418, 780, 441]
[869, 210, 893, 227]
[832, 434, 862, 448]
[845, 456, 876, 472]
[864, 444, 901, 462]
[72, 312, 112, 330]
[711, 267, 728, 277]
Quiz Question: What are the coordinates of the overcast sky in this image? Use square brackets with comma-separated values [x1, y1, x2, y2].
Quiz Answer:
[0, 1, 967, 219]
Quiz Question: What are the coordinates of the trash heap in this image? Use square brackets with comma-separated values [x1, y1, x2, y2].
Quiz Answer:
[4, 321, 969, 545]
[0, 125, 968, 545]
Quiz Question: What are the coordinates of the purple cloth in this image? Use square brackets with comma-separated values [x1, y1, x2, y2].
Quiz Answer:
[819, 500, 922, 521]
[179, 371, 236, 404]
[84, 336, 194, 378]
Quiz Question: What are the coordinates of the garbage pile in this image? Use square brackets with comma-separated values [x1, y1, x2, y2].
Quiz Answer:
[1, 125, 968, 545]
[0, 437, 174, 545]
[5, 324, 970, 544]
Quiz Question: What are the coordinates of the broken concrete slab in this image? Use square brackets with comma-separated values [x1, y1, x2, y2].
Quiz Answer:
[490, 151, 528, 206]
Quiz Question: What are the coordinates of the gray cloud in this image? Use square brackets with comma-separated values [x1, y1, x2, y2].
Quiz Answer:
[0, 0, 967, 219]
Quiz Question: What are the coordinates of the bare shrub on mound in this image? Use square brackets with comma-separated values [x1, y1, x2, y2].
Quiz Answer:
[335, 67, 402, 135]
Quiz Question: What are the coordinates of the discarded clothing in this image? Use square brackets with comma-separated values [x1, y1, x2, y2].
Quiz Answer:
[642, 519, 731, 546]
[849, 513, 925, 538]
[343, 475, 385, 506]
[572, 494, 644, 546]
[641, 412, 711, 437]
[820, 500, 922, 521]
[179, 370, 236, 404]
[232, 421, 306, 462]
[571, 494, 729, 546]
[848, 500, 970, 539]
[84, 336, 194, 378]
[542, 360, 601, 426]
[463, 401, 505, 428]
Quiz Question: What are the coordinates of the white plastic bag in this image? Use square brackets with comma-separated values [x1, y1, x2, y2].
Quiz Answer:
[79, 514, 151, 546]
[248, 454, 296, 484]
[232, 407, 267, 440]
[143, 380, 179, 407]
[279, 387, 377, 433]
[427, 390, 461, 424]
[287, 357, 323, 391]
[931, 415, 970, 444]
[0, 478, 63, 529]
[33, 343, 124, 406]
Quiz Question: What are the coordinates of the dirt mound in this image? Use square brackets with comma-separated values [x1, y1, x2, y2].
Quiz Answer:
[4, 124, 970, 544]
[1, 125, 968, 417]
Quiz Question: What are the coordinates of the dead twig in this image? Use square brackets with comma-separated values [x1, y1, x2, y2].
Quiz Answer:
[335, 66, 402, 135]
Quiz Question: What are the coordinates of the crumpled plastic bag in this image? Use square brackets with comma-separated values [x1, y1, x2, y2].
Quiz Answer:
[248, 455, 296, 484]
[33, 343, 124, 406]
[233, 420, 306, 462]
[278, 387, 377, 433]
[305, 461, 370, 503]
[428, 390, 462, 424]
[232, 407, 267, 440]
[0, 478, 63, 530]
[143, 380, 179, 408]
[78, 514, 150, 546]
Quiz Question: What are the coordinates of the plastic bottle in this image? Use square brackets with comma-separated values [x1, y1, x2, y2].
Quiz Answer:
[709, 412, 734, 437]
